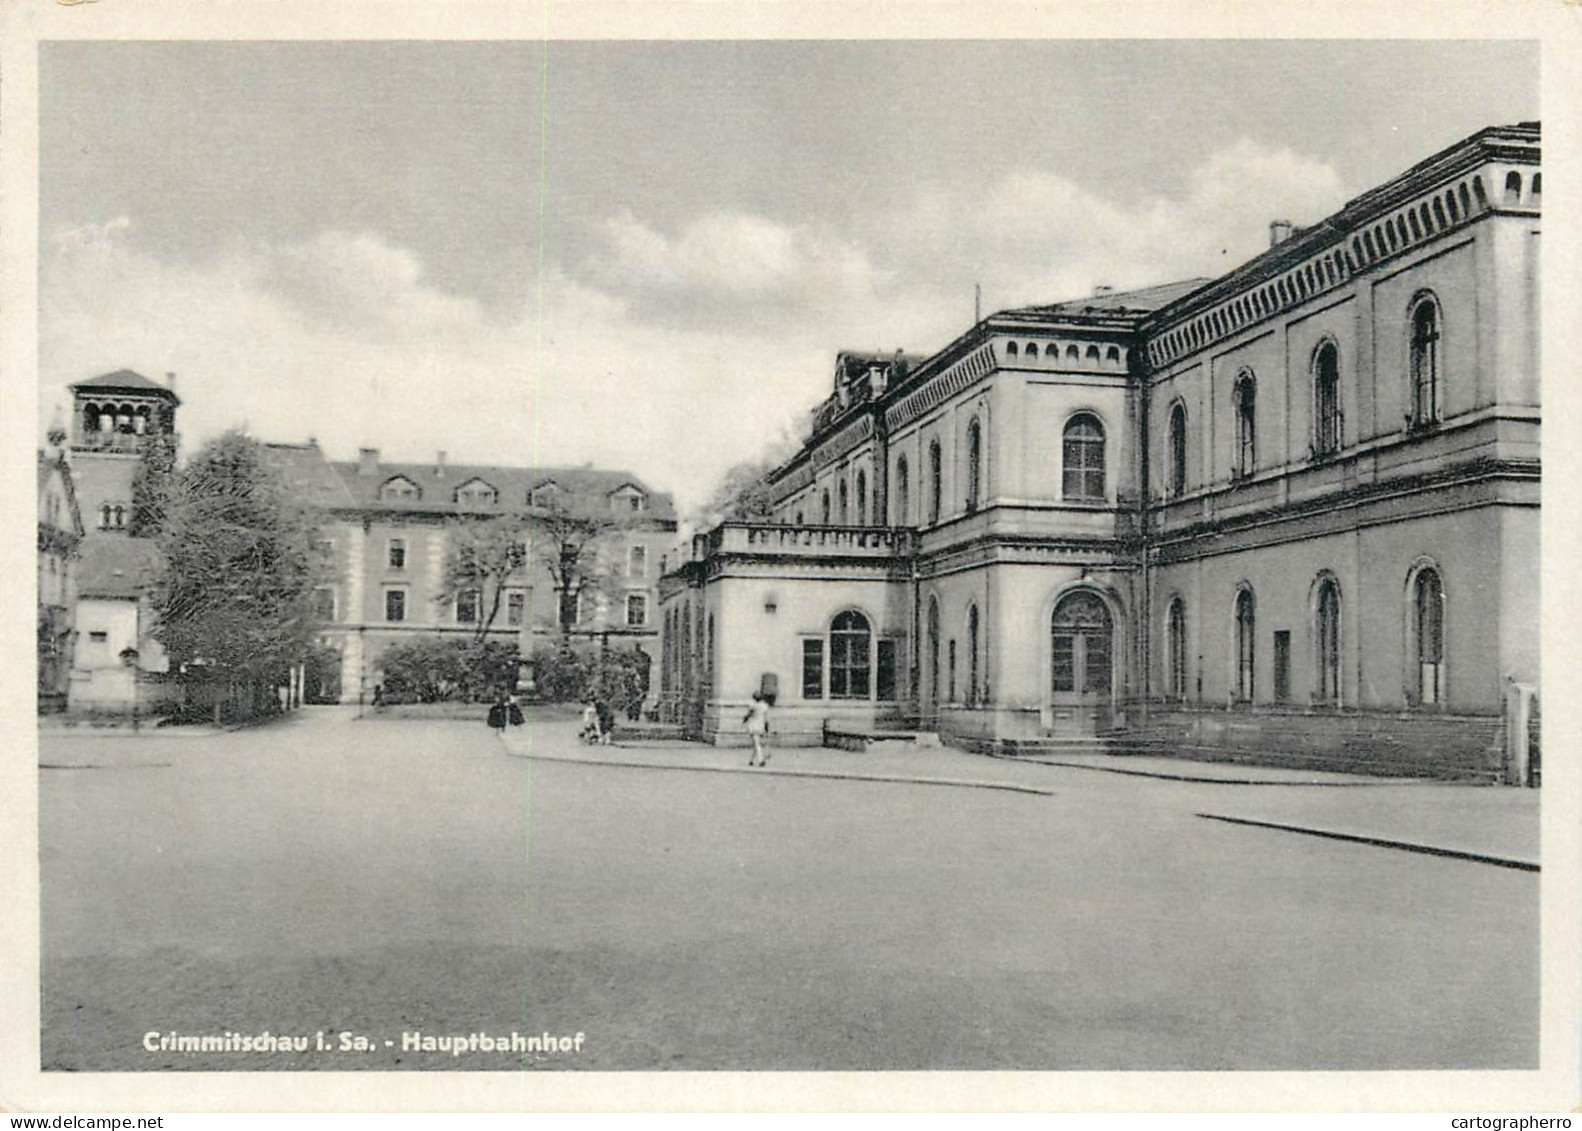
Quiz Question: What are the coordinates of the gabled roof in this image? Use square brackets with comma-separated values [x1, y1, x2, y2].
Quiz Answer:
[37, 451, 84, 539]
[70, 369, 181, 403]
[76, 534, 161, 599]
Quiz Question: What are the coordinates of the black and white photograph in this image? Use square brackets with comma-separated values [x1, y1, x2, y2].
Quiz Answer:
[4, 1, 1578, 1115]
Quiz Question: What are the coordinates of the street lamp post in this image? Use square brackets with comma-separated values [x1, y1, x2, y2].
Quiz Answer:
[119, 646, 141, 733]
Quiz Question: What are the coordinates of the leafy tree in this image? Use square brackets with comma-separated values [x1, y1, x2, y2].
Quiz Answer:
[150, 430, 326, 695]
[528, 497, 629, 637]
[700, 428, 802, 524]
[437, 513, 527, 643]
[129, 431, 179, 537]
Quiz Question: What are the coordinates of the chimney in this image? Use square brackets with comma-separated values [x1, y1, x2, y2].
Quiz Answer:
[165, 371, 177, 396]
[435, 450, 447, 478]
[358, 447, 380, 476]
[1269, 220, 1294, 247]
[1093, 284, 1114, 297]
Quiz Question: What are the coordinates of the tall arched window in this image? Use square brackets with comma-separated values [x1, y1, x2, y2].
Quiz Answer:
[926, 597, 940, 710]
[966, 417, 982, 513]
[1234, 587, 1256, 703]
[1413, 567, 1445, 706]
[928, 440, 943, 525]
[1167, 596, 1187, 700]
[1315, 576, 1342, 705]
[856, 470, 868, 525]
[829, 611, 872, 699]
[1313, 342, 1341, 456]
[967, 603, 980, 707]
[1233, 372, 1256, 479]
[838, 478, 849, 524]
[1410, 296, 1440, 427]
[1062, 414, 1106, 500]
[1168, 403, 1187, 497]
[895, 456, 910, 526]
[821, 489, 831, 525]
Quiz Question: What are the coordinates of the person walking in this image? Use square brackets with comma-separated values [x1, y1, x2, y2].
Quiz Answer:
[487, 692, 508, 737]
[744, 691, 772, 767]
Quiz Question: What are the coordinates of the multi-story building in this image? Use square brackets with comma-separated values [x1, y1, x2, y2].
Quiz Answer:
[661, 122, 1540, 779]
[268, 443, 678, 703]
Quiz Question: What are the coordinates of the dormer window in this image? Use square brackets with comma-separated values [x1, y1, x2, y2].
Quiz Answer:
[380, 476, 421, 502]
[531, 482, 561, 508]
[455, 478, 498, 511]
[610, 486, 646, 513]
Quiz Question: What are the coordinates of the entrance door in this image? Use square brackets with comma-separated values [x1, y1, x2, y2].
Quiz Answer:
[1050, 591, 1114, 734]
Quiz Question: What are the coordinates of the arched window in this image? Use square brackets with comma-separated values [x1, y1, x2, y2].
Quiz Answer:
[1315, 577, 1342, 705]
[1410, 296, 1440, 427]
[1234, 373, 1256, 479]
[1413, 567, 1445, 706]
[1313, 342, 1341, 456]
[856, 470, 867, 525]
[1168, 403, 1188, 497]
[100, 504, 113, 529]
[794, 511, 804, 526]
[967, 603, 980, 707]
[1234, 587, 1256, 703]
[1062, 414, 1105, 501]
[894, 455, 909, 526]
[1167, 596, 1187, 700]
[926, 597, 940, 711]
[829, 610, 872, 700]
[838, 478, 849, 524]
[1504, 170, 1522, 205]
[927, 440, 943, 525]
[966, 417, 982, 513]
[821, 490, 831, 525]
[1006, 341, 1019, 357]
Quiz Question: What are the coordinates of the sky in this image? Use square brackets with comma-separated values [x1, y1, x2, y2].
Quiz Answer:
[37, 39, 1537, 510]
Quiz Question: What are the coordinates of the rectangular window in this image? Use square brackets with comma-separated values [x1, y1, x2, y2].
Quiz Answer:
[947, 640, 957, 703]
[385, 589, 406, 622]
[387, 538, 406, 570]
[314, 540, 334, 559]
[801, 639, 824, 699]
[1273, 630, 1291, 704]
[1051, 635, 1075, 693]
[89, 631, 109, 644]
[876, 638, 897, 701]
[626, 593, 647, 626]
[559, 589, 578, 628]
[506, 591, 525, 627]
[456, 589, 480, 624]
[312, 587, 336, 622]
[628, 545, 647, 579]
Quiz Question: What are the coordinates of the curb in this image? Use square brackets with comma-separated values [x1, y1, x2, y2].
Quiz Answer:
[997, 753, 1426, 788]
[499, 744, 1055, 797]
[1196, 812, 1539, 872]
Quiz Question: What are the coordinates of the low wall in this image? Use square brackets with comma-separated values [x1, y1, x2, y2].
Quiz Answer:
[1127, 707, 1506, 780]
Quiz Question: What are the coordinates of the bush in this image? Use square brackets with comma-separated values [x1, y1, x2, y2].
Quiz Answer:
[529, 644, 652, 716]
[379, 637, 519, 704]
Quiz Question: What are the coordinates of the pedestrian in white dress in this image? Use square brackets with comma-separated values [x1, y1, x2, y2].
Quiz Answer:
[744, 692, 772, 767]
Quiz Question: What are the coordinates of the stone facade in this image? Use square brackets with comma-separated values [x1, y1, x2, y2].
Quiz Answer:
[661, 122, 1541, 779]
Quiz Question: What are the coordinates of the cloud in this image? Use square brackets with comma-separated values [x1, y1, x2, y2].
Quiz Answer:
[38, 137, 1348, 513]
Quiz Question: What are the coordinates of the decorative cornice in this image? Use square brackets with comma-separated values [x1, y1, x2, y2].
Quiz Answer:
[885, 342, 998, 431]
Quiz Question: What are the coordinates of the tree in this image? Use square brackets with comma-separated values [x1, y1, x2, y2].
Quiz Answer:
[528, 497, 629, 638]
[129, 431, 178, 537]
[437, 513, 526, 643]
[150, 430, 326, 703]
[700, 427, 802, 524]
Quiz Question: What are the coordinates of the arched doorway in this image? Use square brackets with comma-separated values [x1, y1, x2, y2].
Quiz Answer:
[1049, 590, 1115, 734]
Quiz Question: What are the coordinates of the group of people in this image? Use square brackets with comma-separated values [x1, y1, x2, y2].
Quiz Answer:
[580, 698, 616, 745]
[486, 692, 525, 735]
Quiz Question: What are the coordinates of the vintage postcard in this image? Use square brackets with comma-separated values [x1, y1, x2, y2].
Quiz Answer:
[2, 0, 1578, 1115]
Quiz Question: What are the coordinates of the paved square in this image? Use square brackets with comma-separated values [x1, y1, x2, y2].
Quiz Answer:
[40, 708, 1537, 1070]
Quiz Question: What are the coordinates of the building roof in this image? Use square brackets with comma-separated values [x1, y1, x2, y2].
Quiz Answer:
[999, 279, 1214, 323]
[277, 449, 681, 522]
[70, 369, 182, 403]
[264, 442, 360, 508]
[76, 534, 161, 599]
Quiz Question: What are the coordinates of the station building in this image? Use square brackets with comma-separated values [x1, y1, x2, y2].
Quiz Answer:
[659, 122, 1541, 779]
